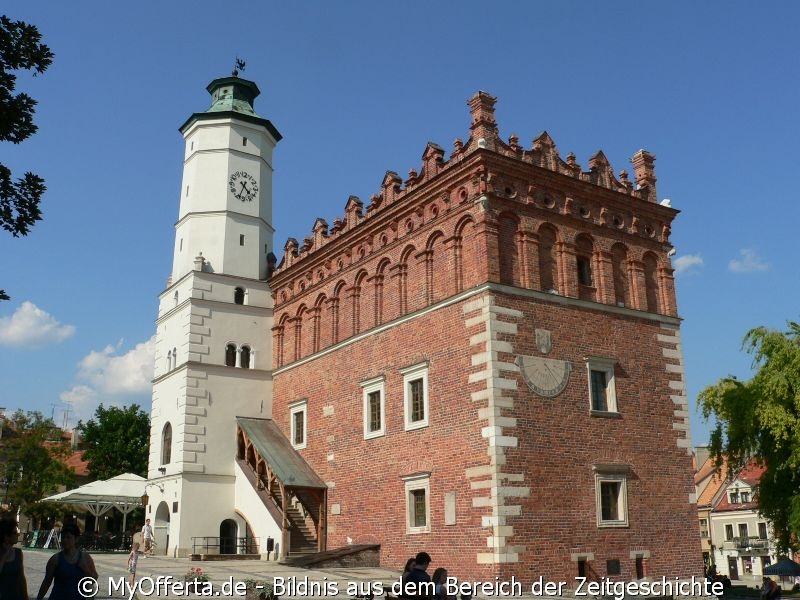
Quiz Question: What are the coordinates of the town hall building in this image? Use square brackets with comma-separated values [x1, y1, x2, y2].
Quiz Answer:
[146, 73, 703, 583]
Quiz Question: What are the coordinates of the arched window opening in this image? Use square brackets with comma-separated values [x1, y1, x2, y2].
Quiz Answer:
[234, 287, 245, 305]
[538, 226, 557, 293]
[225, 343, 236, 367]
[575, 235, 595, 301]
[241, 345, 251, 369]
[611, 244, 629, 307]
[643, 254, 660, 314]
[161, 422, 172, 465]
[173, 291, 179, 306]
[166, 351, 172, 371]
[172, 347, 177, 369]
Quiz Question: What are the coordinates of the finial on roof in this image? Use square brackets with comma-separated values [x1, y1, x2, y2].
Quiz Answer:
[232, 57, 246, 77]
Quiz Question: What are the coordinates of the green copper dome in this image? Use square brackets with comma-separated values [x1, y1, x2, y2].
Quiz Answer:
[205, 76, 260, 116]
[179, 75, 282, 141]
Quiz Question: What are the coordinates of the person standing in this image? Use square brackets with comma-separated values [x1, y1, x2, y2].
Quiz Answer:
[37, 523, 98, 600]
[0, 518, 28, 600]
[141, 519, 154, 557]
[403, 552, 433, 599]
[127, 542, 141, 590]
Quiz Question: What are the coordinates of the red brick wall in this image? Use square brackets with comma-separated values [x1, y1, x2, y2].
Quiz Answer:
[273, 299, 490, 575]
[269, 108, 699, 582]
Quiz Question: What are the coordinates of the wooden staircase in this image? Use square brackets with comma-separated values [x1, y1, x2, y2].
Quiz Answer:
[286, 504, 318, 557]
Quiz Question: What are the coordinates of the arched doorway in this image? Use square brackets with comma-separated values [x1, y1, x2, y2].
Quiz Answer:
[220, 519, 237, 555]
[154, 502, 170, 556]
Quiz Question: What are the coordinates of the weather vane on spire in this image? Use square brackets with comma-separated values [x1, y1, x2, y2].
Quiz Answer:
[232, 57, 246, 77]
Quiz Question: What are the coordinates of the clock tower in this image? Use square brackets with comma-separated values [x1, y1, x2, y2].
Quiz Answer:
[146, 75, 282, 557]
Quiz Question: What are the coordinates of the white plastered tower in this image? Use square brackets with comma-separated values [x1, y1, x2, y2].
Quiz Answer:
[146, 76, 281, 557]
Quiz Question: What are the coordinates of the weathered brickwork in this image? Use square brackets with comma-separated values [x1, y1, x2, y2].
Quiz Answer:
[270, 91, 702, 582]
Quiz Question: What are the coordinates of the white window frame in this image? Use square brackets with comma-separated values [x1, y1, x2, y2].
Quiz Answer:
[361, 376, 386, 439]
[725, 523, 734, 541]
[401, 362, 429, 431]
[402, 472, 431, 534]
[289, 400, 307, 450]
[593, 464, 630, 528]
[585, 356, 618, 414]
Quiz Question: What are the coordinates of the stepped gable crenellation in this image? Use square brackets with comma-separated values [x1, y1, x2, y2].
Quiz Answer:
[275, 91, 664, 276]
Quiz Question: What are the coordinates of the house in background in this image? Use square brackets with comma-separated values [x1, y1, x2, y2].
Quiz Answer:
[709, 461, 778, 581]
[694, 450, 728, 569]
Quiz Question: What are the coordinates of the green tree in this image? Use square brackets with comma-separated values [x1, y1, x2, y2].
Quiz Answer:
[699, 322, 800, 553]
[77, 404, 150, 480]
[0, 15, 54, 300]
[0, 410, 74, 512]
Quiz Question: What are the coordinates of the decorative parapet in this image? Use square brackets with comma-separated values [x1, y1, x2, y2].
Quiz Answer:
[274, 91, 666, 274]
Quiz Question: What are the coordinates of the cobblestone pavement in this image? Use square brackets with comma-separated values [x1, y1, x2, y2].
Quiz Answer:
[22, 548, 403, 600]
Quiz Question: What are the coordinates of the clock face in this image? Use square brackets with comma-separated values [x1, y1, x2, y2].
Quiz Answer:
[229, 171, 259, 202]
[516, 355, 572, 397]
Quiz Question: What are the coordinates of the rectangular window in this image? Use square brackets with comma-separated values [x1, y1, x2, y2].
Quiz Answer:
[730, 490, 739, 503]
[606, 559, 621, 576]
[741, 491, 750, 503]
[635, 557, 645, 579]
[410, 380, 424, 421]
[590, 370, 607, 411]
[402, 472, 431, 534]
[240, 234, 245, 246]
[586, 357, 617, 414]
[577, 256, 593, 286]
[243, 137, 248, 146]
[700, 518, 709, 538]
[361, 376, 385, 439]
[402, 363, 429, 431]
[596, 472, 628, 527]
[289, 401, 307, 450]
[758, 522, 768, 540]
[411, 490, 426, 527]
[738, 523, 748, 539]
[725, 524, 734, 541]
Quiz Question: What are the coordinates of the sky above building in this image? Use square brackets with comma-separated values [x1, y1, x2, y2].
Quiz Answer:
[1, 2, 797, 444]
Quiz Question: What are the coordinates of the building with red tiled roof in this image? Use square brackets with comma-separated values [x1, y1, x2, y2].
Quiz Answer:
[694, 451, 729, 568]
[709, 460, 778, 582]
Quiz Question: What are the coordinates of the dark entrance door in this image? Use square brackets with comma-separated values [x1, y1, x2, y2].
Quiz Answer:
[728, 557, 739, 580]
[220, 519, 236, 554]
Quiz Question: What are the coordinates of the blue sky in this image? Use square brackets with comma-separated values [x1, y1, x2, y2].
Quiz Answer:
[1, 2, 797, 444]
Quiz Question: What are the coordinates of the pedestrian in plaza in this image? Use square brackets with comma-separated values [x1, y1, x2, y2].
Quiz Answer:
[761, 577, 779, 600]
[402, 552, 432, 599]
[403, 557, 416, 576]
[431, 567, 452, 600]
[0, 517, 28, 600]
[141, 519, 154, 557]
[37, 523, 98, 600]
[127, 542, 141, 589]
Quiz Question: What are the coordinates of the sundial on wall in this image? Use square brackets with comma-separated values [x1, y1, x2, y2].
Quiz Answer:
[516, 355, 572, 397]
[516, 328, 571, 397]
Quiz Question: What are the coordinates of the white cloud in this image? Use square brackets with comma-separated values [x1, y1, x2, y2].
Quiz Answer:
[0, 301, 76, 348]
[729, 248, 770, 273]
[59, 336, 156, 425]
[673, 254, 704, 275]
[77, 336, 156, 395]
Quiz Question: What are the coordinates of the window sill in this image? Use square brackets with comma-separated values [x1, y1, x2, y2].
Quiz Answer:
[404, 420, 429, 432]
[597, 521, 629, 528]
[406, 527, 431, 535]
[590, 410, 621, 419]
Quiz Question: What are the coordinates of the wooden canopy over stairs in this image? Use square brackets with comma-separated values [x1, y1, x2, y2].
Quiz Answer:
[236, 417, 327, 559]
